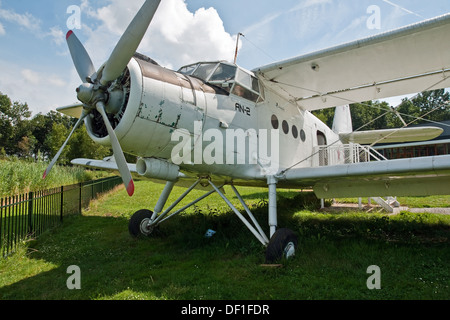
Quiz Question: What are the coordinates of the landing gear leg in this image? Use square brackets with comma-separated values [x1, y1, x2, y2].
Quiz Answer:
[151, 181, 176, 220]
[265, 176, 298, 263]
[267, 176, 278, 238]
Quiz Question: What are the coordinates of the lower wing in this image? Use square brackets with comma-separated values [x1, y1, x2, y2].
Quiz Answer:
[279, 155, 450, 198]
[73, 154, 450, 199]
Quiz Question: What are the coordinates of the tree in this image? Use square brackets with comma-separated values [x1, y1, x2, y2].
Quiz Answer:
[45, 122, 71, 164]
[409, 89, 450, 123]
[313, 100, 392, 131]
[0, 91, 113, 162]
[0, 92, 33, 156]
[350, 100, 391, 131]
[66, 126, 111, 162]
[29, 111, 75, 160]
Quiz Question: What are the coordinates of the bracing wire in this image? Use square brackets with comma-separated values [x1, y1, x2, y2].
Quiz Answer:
[240, 34, 450, 175]
[277, 75, 450, 175]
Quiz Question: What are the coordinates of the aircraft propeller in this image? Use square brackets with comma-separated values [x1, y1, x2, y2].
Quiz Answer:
[43, 0, 162, 197]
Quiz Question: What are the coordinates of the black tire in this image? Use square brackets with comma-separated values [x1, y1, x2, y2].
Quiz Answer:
[265, 228, 298, 263]
[129, 209, 154, 238]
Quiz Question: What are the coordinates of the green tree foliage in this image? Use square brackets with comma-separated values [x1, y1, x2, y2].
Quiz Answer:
[66, 126, 111, 162]
[400, 89, 450, 124]
[0, 92, 111, 163]
[0, 93, 33, 157]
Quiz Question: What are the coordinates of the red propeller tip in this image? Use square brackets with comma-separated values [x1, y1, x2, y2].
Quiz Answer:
[66, 30, 73, 40]
[127, 180, 135, 197]
[42, 170, 47, 180]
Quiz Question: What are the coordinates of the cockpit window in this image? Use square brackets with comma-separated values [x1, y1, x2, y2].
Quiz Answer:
[210, 64, 237, 82]
[191, 63, 217, 81]
[178, 64, 197, 75]
[178, 62, 264, 103]
[232, 84, 260, 102]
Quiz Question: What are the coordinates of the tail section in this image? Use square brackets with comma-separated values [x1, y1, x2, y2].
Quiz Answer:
[332, 105, 352, 134]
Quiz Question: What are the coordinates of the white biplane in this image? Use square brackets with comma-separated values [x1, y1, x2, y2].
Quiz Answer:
[45, 0, 450, 262]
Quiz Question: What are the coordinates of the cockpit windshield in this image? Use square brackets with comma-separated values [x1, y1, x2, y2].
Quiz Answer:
[178, 62, 263, 103]
[209, 64, 236, 82]
[191, 63, 217, 81]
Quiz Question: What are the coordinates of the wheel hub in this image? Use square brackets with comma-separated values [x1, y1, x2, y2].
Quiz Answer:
[284, 241, 296, 259]
[139, 218, 154, 236]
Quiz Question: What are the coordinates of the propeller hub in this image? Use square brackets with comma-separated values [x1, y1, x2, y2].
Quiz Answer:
[76, 83, 107, 106]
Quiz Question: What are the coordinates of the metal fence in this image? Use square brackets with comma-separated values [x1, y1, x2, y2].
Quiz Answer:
[0, 176, 122, 258]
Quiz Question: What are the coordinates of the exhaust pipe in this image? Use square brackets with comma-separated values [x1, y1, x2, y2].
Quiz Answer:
[136, 158, 182, 181]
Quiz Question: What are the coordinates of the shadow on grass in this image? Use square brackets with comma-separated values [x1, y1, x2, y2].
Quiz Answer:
[1, 193, 450, 300]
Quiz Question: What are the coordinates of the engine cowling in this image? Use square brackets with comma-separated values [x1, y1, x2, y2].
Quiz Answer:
[84, 54, 206, 161]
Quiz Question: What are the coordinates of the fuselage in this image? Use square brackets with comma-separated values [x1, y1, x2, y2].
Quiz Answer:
[85, 53, 342, 180]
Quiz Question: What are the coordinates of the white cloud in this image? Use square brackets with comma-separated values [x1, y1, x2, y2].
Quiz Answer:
[0, 3, 66, 46]
[47, 26, 65, 46]
[21, 69, 41, 85]
[0, 5, 41, 33]
[22, 68, 66, 88]
[0, 60, 73, 115]
[5, 0, 238, 115]
[81, 0, 237, 69]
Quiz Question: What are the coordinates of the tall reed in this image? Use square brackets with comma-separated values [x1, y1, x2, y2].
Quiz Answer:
[0, 159, 108, 197]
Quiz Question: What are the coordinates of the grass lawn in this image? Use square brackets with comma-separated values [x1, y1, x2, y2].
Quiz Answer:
[0, 180, 449, 300]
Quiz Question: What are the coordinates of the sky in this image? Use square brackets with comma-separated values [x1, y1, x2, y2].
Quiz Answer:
[1, 0, 450, 116]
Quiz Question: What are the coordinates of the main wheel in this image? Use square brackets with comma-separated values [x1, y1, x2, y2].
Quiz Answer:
[265, 228, 298, 263]
[129, 209, 155, 238]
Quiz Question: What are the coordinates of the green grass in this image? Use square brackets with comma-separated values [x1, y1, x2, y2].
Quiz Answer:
[0, 159, 112, 197]
[0, 181, 449, 300]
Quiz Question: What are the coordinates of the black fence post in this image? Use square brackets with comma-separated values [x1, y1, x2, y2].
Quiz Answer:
[79, 182, 82, 215]
[60, 186, 64, 223]
[2, 176, 123, 258]
[28, 191, 33, 236]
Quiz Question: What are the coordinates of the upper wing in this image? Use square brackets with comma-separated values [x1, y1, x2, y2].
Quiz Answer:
[254, 14, 450, 111]
[279, 155, 450, 198]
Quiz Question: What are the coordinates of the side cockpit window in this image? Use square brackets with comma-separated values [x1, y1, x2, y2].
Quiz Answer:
[178, 62, 264, 103]
[232, 68, 263, 103]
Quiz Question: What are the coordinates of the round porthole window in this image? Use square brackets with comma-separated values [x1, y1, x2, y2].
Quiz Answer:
[300, 129, 306, 142]
[271, 115, 279, 129]
[292, 125, 298, 139]
[282, 120, 289, 134]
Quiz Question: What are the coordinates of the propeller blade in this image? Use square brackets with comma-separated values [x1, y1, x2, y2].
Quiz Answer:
[95, 101, 134, 196]
[66, 30, 96, 82]
[100, 0, 161, 85]
[43, 110, 88, 180]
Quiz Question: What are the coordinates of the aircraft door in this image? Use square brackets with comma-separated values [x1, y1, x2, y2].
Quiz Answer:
[317, 130, 328, 166]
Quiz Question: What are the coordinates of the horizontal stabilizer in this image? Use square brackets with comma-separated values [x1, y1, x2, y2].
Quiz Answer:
[57, 103, 84, 118]
[340, 126, 443, 145]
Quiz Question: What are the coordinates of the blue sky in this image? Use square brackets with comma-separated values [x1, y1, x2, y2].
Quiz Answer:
[1, 0, 450, 115]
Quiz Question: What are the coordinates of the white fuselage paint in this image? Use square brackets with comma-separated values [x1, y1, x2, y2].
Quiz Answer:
[86, 56, 344, 181]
